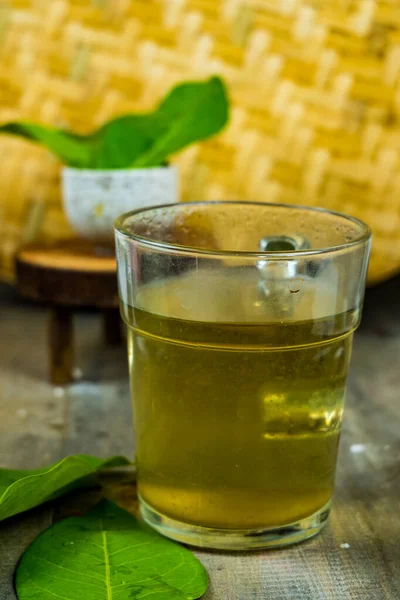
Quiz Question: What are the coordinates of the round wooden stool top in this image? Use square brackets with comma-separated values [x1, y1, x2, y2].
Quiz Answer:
[16, 239, 119, 308]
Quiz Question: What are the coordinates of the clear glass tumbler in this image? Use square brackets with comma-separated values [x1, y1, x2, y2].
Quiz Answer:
[115, 201, 371, 550]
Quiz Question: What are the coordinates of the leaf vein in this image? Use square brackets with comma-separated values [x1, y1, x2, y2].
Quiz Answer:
[116, 551, 174, 568]
[35, 556, 104, 586]
[102, 524, 113, 600]
[22, 576, 74, 600]
[108, 540, 152, 558]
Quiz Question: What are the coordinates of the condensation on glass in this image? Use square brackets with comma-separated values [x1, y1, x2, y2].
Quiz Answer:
[115, 201, 371, 551]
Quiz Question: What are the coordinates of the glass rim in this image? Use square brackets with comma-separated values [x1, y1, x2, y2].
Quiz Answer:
[114, 200, 372, 259]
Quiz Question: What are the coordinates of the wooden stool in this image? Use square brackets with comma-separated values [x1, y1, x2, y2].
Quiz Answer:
[16, 239, 122, 385]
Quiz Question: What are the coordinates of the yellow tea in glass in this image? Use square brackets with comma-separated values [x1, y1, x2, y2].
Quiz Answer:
[115, 202, 371, 550]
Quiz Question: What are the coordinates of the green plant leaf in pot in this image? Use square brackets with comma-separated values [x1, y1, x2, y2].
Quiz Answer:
[0, 122, 94, 168]
[130, 75, 229, 167]
[0, 454, 130, 522]
[16, 499, 209, 600]
[0, 76, 229, 169]
[88, 114, 156, 169]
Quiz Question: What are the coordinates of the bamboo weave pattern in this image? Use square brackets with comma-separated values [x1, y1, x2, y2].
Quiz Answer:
[1, 0, 400, 282]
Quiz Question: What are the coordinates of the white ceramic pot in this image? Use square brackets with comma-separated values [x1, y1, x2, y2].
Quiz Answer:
[62, 166, 178, 243]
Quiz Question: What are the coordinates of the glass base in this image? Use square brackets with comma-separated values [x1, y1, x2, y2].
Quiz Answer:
[139, 496, 331, 551]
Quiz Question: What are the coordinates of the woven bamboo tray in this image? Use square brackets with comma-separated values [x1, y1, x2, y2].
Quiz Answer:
[1, 0, 400, 284]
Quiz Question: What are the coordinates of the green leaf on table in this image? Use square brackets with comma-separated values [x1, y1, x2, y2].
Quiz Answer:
[0, 455, 130, 522]
[16, 499, 209, 600]
[0, 76, 229, 169]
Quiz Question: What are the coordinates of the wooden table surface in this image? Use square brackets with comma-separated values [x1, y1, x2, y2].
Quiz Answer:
[0, 277, 399, 600]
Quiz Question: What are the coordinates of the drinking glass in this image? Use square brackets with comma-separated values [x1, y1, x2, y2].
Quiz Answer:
[115, 201, 371, 550]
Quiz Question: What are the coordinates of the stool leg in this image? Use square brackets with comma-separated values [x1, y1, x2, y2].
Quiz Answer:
[103, 308, 122, 346]
[50, 307, 73, 385]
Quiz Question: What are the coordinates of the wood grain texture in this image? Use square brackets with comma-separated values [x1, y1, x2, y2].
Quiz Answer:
[16, 239, 118, 308]
[17, 240, 116, 272]
[0, 278, 399, 599]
